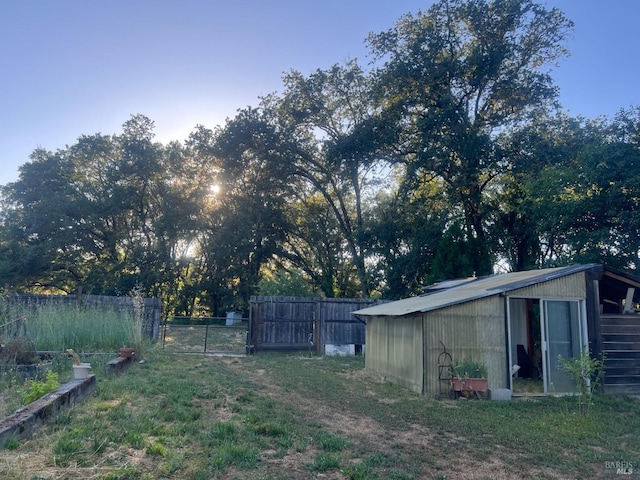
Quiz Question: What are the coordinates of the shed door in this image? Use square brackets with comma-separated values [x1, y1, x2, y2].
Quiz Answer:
[541, 300, 585, 393]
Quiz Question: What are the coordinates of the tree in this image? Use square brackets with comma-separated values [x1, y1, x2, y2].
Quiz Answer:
[367, 0, 573, 275]
[491, 112, 597, 270]
[493, 108, 640, 273]
[272, 60, 385, 297]
[211, 61, 387, 298]
[538, 111, 640, 271]
[366, 174, 449, 298]
[196, 109, 294, 313]
[0, 148, 81, 292]
[281, 191, 363, 298]
[0, 115, 205, 303]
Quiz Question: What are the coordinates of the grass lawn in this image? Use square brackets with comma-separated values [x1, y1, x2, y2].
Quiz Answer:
[1, 348, 639, 479]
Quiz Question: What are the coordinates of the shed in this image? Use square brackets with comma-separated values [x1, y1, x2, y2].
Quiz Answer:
[353, 264, 640, 397]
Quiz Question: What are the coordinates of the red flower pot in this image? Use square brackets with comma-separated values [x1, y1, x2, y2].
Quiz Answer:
[119, 347, 134, 358]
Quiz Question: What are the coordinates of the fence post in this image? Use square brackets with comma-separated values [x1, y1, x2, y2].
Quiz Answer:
[162, 321, 167, 349]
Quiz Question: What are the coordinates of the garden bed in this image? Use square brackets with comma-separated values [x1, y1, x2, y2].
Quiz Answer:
[0, 375, 96, 448]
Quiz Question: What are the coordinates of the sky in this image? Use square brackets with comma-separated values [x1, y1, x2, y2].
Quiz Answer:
[1, 0, 639, 187]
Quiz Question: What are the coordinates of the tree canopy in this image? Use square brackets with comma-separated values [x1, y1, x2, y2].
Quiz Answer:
[1, 0, 638, 314]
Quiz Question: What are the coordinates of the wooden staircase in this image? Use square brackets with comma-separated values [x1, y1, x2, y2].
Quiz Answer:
[600, 314, 640, 395]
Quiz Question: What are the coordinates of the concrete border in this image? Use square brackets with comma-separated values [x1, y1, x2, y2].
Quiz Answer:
[0, 375, 96, 448]
[106, 355, 135, 374]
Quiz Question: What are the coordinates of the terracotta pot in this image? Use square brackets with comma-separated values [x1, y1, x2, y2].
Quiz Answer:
[119, 347, 134, 358]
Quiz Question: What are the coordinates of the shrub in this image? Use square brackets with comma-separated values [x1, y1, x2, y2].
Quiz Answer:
[558, 349, 605, 415]
[20, 370, 59, 404]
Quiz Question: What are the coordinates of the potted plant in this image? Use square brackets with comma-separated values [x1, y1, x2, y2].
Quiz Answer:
[66, 349, 91, 379]
[451, 358, 488, 395]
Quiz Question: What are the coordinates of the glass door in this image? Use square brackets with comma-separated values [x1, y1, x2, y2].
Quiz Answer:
[541, 300, 584, 393]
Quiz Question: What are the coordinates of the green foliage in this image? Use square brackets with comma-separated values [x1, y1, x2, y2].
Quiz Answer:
[367, 0, 573, 276]
[428, 222, 476, 282]
[451, 359, 488, 379]
[257, 269, 320, 297]
[2, 438, 19, 450]
[558, 349, 606, 415]
[210, 443, 260, 471]
[342, 462, 376, 480]
[315, 431, 350, 452]
[1, 0, 639, 311]
[19, 370, 59, 404]
[52, 427, 85, 466]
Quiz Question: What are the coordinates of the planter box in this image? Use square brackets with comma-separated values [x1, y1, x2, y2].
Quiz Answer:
[451, 377, 488, 393]
[0, 375, 96, 447]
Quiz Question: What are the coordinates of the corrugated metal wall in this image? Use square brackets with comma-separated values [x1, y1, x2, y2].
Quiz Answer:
[365, 316, 424, 394]
[424, 296, 507, 398]
[507, 273, 586, 299]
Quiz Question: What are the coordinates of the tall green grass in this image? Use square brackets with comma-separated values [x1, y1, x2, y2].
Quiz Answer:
[1, 300, 139, 353]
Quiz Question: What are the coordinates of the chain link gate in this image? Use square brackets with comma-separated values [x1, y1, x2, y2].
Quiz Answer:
[161, 316, 248, 355]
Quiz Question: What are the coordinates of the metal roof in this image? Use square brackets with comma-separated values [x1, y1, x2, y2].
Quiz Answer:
[353, 264, 601, 317]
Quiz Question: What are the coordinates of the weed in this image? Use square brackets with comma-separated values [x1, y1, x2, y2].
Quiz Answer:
[307, 452, 341, 473]
[315, 430, 350, 451]
[558, 349, 606, 415]
[157, 451, 184, 475]
[364, 453, 390, 467]
[342, 462, 377, 479]
[253, 421, 289, 437]
[210, 442, 260, 470]
[202, 421, 239, 446]
[101, 467, 138, 480]
[0, 299, 148, 353]
[19, 370, 58, 405]
[2, 438, 19, 450]
[125, 432, 145, 449]
[52, 428, 85, 466]
[146, 441, 168, 456]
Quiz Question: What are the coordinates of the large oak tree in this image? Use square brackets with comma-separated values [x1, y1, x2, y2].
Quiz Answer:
[367, 0, 573, 275]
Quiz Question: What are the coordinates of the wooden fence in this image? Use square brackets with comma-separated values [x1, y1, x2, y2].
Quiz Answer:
[5, 292, 162, 342]
[248, 296, 381, 354]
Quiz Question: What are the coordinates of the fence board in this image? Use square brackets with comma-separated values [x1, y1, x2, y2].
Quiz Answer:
[249, 296, 380, 353]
